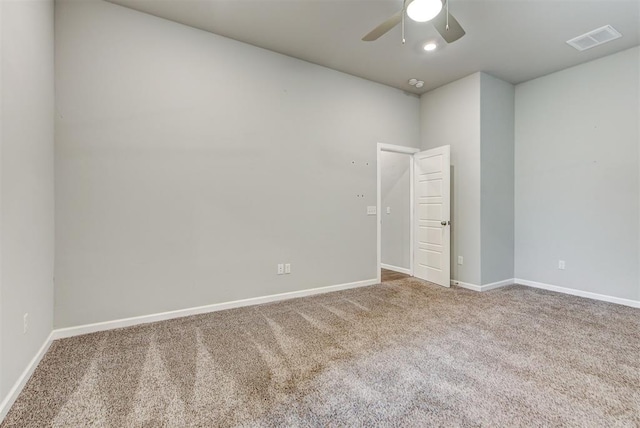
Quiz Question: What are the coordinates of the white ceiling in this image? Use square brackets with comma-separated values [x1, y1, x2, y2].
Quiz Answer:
[106, 0, 640, 94]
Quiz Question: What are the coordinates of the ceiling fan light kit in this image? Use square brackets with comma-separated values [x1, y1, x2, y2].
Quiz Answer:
[362, 0, 465, 44]
[407, 0, 442, 23]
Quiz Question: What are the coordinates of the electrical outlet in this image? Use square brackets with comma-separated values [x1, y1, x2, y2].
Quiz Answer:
[558, 260, 566, 270]
[285, 263, 291, 274]
[458, 256, 463, 265]
[277, 264, 284, 275]
[23, 313, 29, 334]
[367, 206, 377, 215]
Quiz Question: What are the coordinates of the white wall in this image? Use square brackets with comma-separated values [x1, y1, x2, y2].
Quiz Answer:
[381, 151, 411, 270]
[0, 0, 55, 402]
[54, 0, 420, 328]
[515, 46, 640, 301]
[420, 73, 482, 285]
[480, 74, 515, 285]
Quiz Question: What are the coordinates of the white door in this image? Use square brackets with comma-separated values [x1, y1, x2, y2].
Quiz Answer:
[413, 146, 450, 287]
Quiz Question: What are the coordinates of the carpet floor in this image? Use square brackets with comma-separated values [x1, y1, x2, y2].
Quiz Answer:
[2, 279, 639, 427]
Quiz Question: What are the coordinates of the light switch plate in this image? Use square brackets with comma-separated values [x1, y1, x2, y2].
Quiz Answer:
[386, 207, 391, 214]
[367, 206, 377, 215]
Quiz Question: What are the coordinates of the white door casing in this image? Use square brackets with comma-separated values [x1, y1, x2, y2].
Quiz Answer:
[413, 146, 451, 287]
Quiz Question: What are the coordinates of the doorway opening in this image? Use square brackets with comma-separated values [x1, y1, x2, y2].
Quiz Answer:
[376, 143, 452, 287]
[376, 143, 419, 283]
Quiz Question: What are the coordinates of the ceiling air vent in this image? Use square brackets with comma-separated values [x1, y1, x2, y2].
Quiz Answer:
[567, 25, 622, 51]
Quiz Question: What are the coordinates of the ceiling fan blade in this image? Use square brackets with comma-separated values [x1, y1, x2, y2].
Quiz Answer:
[432, 10, 465, 43]
[362, 11, 403, 41]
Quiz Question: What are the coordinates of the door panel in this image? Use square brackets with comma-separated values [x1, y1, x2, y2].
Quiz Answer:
[413, 146, 450, 287]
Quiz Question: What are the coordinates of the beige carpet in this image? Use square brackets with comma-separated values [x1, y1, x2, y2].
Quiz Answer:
[2, 279, 639, 427]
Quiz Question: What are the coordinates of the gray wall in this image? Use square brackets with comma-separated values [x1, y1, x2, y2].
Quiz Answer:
[514, 46, 639, 301]
[381, 151, 411, 270]
[420, 73, 482, 285]
[420, 72, 514, 287]
[480, 74, 515, 285]
[0, 0, 55, 400]
[54, 0, 420, 328]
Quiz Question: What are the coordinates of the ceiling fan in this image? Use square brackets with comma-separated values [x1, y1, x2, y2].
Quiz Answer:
[362, 0, 465, 44]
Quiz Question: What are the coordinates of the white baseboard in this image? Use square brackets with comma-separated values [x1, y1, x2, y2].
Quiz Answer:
[0, 278, 378, 424]
[7, 276, 635, 423]
[0, 332, 54, 422]
[51, 278, 379, 340]
[514, 278, 640, 309]
[380, 264, 411, 275]
[450, 278, 640, 308]
[450, 278, 514, 292]
[451, 280, 481, 291]
[481, 278, 515, 291]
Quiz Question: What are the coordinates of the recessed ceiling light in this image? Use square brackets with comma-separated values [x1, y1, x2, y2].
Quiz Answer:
[423, 42, 437, 52]
[408, 78, 418, 85]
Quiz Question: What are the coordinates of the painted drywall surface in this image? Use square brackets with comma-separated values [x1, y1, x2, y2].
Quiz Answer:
[515, 47, 639, 300]
[480, 74, 515, 285]
[0, 0, 55, 399]
[420, 73, 482, 285]
[54, 0, 420, 328]
[381, 151, 411, 270]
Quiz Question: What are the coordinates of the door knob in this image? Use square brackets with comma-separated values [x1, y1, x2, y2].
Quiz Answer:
[441, 221, 447, 226]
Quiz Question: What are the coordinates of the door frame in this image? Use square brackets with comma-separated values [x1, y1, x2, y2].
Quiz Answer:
[376, 143, 420, 283]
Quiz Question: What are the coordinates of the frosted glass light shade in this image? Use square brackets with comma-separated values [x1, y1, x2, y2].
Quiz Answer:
[407, 0, 442, 22]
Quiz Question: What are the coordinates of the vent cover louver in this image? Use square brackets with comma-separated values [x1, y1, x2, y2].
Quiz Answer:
[567, 25, 622, 51]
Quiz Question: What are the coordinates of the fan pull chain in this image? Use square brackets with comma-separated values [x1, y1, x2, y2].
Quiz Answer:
[401, 9, 406, 44]
[446, 0, 449, 30]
